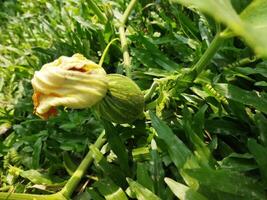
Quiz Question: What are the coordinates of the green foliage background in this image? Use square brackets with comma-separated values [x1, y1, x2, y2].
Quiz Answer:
[1, 0, 267, 199]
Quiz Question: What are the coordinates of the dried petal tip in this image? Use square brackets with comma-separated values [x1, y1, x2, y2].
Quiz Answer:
[31, 54, 108, 119]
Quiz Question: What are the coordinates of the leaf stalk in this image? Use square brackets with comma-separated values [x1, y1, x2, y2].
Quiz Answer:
[192, 32, 224, 75]
[118, 0, 139, 77]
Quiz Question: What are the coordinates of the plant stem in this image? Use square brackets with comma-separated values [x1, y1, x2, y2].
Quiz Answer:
[121, 0, 139, 25]
[144, 81, 159, 101]
[0, 132, 106, 200]
[119, 26, 131, 77]
[0, 192, 65, 200]
[99, 38, 119, 67]
[144, 28, 225, 101]
[86, 0, 107, 24]
[59, 131, 106, 198]
[118, 0, 139, 77]
[192, 32, 224, 75]
[226, 55, 258, 68]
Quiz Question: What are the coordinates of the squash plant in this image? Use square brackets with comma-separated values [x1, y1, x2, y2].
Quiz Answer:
[1, 0, 267, 199]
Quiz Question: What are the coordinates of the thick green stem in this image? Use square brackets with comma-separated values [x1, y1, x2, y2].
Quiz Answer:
[118, 0, 139, 77]
[192, 32, 224, 75]
[0, 192, 65, 200]
[119, 26, 131, 77]
[0, 132, 106, 200]
[59, 131, 106, 198]
[86, 0, 107, 24]
[146, 28, 225, 97]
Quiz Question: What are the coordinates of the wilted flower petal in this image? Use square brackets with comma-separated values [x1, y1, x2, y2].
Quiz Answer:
[31, 54, 108, 119]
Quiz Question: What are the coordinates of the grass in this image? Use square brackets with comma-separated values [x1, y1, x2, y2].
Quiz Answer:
[1, 0, 267, 199]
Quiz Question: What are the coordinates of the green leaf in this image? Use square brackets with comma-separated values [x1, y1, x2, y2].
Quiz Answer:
[32, 137, 42, 169]
[63, 152, 78, 176]
[94, 178, 128, 200]
[192, 105, 208, 139]
[103, 121, 130, 175]
[164, 177, 208, 200]
[90, 144, 127, 188]
[254, 113, 267, 147]
[182, 107, 213, 167]
[214, 83, 267, 114]
[136, 163, 154, 192]
[126, 178, 161, 200]
[220, 153, 257, 172]
[185, 168, 266, 199]
[172, 0, 267, 58]
[149, 111, 197, 169]
[235, 63, 267, 79]
[240, 0, 267, 41]
[205, 118, 247, 136]
[254, 81, 267, 87]
[21, 170, 50, 187]
[149, 139, 165, 198]
[131, 35, 179, 71]
[86, 188, 105, 200]
[149, 111, 199, 189]
[20, 169, 64, 186]
[73, 190, 92, 200]
[247, 139, 267, 183]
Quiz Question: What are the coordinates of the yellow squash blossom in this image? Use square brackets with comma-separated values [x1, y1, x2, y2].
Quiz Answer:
[31, 54, 108, 119]
[32, 53, 144, 123]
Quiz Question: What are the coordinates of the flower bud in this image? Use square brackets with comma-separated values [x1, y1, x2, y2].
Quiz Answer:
[94, 74, 144, 123]
[31, 54, 108, 119]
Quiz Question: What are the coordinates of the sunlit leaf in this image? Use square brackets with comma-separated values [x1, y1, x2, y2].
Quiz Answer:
[172, 0, 267, 58]
[165, 177, 208, 200]
[94, 178, 128, 200]
[126, 178, 161, 200]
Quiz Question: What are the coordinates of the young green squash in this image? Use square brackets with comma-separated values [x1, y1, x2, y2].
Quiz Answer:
[94, 74, 144, 123]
